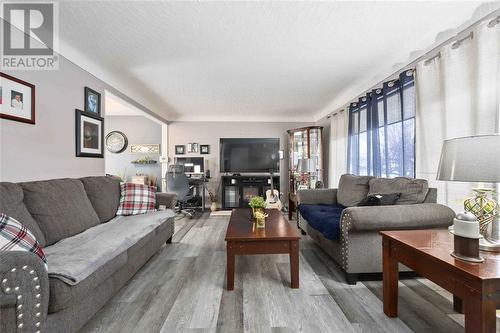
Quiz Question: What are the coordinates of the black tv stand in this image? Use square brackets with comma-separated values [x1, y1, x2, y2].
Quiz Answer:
[221, 175, 279, 210]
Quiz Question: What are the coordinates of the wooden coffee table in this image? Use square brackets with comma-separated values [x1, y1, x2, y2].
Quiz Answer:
[381, 229, 500, 333]
[225, 208, 301, 290]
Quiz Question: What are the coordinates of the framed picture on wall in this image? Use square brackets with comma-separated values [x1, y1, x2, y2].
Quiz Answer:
[200, 144, 209, 154]
[175, 145, 185, 155]
[130, 144, 160, 154]
[187, 143, 198, 153]
[76, 109, 104, 158]
[0, 72, 35, 124]
[85, 87, 101, 115]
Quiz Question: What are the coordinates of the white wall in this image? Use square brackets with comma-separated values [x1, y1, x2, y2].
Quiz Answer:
[0, 22, 162, 182]
[168, 121, 314, 204]
[0, 56, 109, 182]
[105, 116, 162, 187]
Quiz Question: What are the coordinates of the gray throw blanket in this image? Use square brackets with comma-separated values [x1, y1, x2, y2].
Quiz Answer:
[44, 210, 174, 285]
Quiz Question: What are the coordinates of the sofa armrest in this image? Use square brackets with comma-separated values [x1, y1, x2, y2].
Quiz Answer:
[297, 188, 338, 206]
[342, 203, 455, 232]
[0, 251, 49, 333]
[156, 192, 177, 209]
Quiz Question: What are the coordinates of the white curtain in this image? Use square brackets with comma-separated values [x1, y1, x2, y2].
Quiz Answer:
[415, 19, 500, 211]
[329, 109, 348, 188]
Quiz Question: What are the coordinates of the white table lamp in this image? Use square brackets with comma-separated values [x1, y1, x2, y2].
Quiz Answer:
[437, 134, 500, 252]
[297, 158, 313, 173]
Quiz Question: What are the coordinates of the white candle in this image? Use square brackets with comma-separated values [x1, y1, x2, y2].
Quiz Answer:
[453, 218, 480, 239]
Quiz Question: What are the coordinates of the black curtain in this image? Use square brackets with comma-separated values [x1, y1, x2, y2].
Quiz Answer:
[348, 70, 415, 178]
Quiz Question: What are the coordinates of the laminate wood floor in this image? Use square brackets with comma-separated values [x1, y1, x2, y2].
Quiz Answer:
[80, 213, 500, 333]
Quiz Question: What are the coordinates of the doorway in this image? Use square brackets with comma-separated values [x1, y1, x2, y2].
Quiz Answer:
[104, 90, 168, 191]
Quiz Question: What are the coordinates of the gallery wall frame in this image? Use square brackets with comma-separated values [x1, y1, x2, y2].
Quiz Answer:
[200, 144, 210, 154]
[175, 145, 185, 155]
[0, 72, 35, 124]
[75, 109, 104, 158]
[84, 86, 101, 116]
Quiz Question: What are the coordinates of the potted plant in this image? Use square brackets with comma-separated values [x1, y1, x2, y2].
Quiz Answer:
[116, 169, 127, 183]
[208, 190, 218, 212]
[207, 182, 220, 212]
[249, 196, 266, 217]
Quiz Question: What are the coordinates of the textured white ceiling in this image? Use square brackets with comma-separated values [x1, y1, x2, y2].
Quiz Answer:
[57, 1, 495, 122]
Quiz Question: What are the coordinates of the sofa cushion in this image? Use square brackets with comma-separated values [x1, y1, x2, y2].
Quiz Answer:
[337, 174, 374, 207]
[368, 177, 429, 205]
[48, 250, 127, 313]
[357, 193, 401, 206]
[298, 204, 345, 240]
[80, 176, 121, 223]
[21, 179, 100, 246]
[116, 183, 156, 216]
[44, 209, 174, 312]
[44, 209, 174, 285]
[0, 182, 46, 246]
[0, 213, 47, 268]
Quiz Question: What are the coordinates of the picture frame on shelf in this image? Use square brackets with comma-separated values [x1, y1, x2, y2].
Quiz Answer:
[175, 145, 185, 155]
[187, 143, 199, 153]
[85, 87, 101, 115]
[200, 144, 210, 154]
[0, 72, 35, 124]
[76, 109, 104, 158]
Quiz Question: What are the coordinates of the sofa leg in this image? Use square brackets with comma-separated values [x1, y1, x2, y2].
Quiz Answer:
[166, 237, 172, 244]
[346, 273, 358, 285]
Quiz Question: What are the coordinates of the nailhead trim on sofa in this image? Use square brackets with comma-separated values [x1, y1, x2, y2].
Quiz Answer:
[340, 212, 352, 271]
[298, 207, 351, 272]
[1, 265, 43, 332]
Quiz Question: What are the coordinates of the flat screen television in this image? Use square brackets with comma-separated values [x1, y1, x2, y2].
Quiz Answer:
[220, 138, 279, 173]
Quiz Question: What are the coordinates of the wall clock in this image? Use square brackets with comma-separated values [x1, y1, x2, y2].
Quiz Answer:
[105, 131, 128, 153]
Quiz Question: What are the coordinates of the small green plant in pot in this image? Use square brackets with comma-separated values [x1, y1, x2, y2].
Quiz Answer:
[248, 196, 266, 217]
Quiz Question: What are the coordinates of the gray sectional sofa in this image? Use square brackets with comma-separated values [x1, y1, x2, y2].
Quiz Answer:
[0, 176, 177, 332]
[297, 174, 455, 284]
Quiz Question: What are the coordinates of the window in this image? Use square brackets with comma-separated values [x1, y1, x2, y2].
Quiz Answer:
[348, 70, 415, 178]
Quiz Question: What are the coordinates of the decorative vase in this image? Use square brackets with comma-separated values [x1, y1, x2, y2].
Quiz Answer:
[256, 216, 266, 228]
[464, 189, 499, 235]
[210, 202, 217, 212]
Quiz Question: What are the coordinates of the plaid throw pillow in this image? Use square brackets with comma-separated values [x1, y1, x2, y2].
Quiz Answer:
[116, 183, 156, 216]
[0, 213, 47, 269]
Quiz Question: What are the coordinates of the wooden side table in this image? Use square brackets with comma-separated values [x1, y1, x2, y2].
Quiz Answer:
[381, 229, 500, 333]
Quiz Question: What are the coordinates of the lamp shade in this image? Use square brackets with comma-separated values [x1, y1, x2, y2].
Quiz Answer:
[437, 134, 500, 183]
[297, 158, 313, 173]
